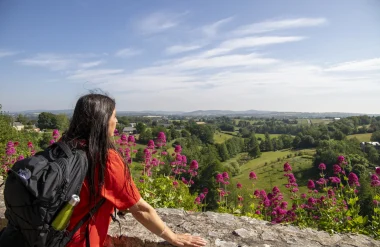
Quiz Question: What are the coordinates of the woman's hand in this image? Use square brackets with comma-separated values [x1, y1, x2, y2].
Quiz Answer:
[169, 233, 207, 247]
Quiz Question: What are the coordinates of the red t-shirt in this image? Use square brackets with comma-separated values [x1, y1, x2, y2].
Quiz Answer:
[66, 149, 141, 247]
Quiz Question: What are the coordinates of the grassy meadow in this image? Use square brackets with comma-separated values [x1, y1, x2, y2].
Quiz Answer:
[347, 133, 372, 142]
[230, 149, 316, 200]
[214, 131, 234, 143]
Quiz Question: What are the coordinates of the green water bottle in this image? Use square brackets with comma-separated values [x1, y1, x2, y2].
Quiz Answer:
[51, 194, 80, 230]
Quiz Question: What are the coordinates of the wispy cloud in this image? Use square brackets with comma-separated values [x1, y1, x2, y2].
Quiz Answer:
[165, 45, 202, 55]
[0, 49, 19, 58]
[136, 11, 186, 34]
[326, 58, 380, 72]
[67, 69, 124, 80]
[115, 48, 142, 58]
[233, 17, 327, 36]
[201, 17, 233, 38]
[80, 60, 104, 68]
[200, 36, 305, 57]
[17, 54, 75, 70]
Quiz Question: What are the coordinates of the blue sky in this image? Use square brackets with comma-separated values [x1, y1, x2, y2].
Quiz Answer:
[0, 0, 379, 113]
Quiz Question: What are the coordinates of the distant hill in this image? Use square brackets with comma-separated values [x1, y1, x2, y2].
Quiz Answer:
[10, 109, 378, 118]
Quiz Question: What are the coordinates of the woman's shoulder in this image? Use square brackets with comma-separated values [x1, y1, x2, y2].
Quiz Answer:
[108, 149, 122, 160]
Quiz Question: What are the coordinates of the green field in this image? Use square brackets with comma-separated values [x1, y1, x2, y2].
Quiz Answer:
[348, 133, 372, 142]
[214, 131, 234, 143]
[255, 133, 282, 140]
[230, 149, 316, 200]
[297, 119, 310, 125]
[310, 119, 333, 125]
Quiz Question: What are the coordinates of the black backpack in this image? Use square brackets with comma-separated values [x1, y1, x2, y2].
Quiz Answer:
[0, 142, 105, 247]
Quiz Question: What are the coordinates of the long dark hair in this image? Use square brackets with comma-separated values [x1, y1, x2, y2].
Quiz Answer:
[62, 93, 117, 203]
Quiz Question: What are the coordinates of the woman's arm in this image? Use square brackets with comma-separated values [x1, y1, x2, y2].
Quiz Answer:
[128, 198, 207, 247]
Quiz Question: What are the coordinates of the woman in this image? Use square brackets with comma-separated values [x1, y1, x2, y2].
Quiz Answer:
[62, 93, 206, 247]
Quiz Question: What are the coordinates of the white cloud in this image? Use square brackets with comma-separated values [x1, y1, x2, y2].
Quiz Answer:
[67, 69, 124, 80]
[201, 17, 233, 37]
[165, 45, 202, 55]
[200, 36, 305, 57]
[80, 60, 104, 68]
[137, 12, 186, 34]
[0, 49, 19, 58]
[234, 17, 327, 36]
[325, 58, 380, 72]
[115, 48, 141, 58]
[17, 54, 75, 70]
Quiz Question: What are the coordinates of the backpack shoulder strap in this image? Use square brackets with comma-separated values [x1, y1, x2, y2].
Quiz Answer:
[63, 198, 106, 246]
[53, 142, 74, 159]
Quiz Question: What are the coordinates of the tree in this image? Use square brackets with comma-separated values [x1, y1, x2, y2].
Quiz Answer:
[16, 114, 29, 125]
[264, 132, 273, 151]
[280, 134, 293, 149]
[181, 129, 190, 137]
[138, 129, 153, 144]
[135, 122, 146, 134]
[246, 134, 261, 158]
[54, 114, 69, 131]
[370, 130, 380, 142]
[216, 143, 229, 162]
[170, 128, 180, 140]
[37, 112, 56, 129]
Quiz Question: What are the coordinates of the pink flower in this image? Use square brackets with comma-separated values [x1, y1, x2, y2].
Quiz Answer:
[249, 171, 257, 180]
[27, 141, 33, 148]
[194, 197, 201, 204]
[199, 193, 205, 200]
[128, 135, 135, 143]
[318, 163, 326, 170]
[52, 129, 60, 139]
[6, 146, 16, 156]
[329, 177, 341, 184]
[307, 197, 317, 206]
[371, 174, 379, 181]
[190, 160, 199, 170]
[222, 171, 229, 180]
[203, 188, 209, 194]
[161, 151, 168, 156]
[181, 155, 187, 164]
[156, 132, 166, 147]
[147, 140, 155, 149]
[301, 193, 307, 199]
[237, 195, 244, 202]
[215, 173, 223, 183]
[236, 182, 242, 189]
[376, 167, 380, 175]
[283, 162, 292, 172]
[374, 200, 380, 206]
[337, 155, 345, 164]
[292, 187, 299, 193]
[333, 164, 341, 174]
[120, 134, 127, 141]
[307, 180, 315, 189]
[173, 181, 179, 187]
[49, 140, 55, 145]
[17, 155, 24, 161]
[114, 129, 119, 136]
[316, 178, 327, 186]
[272, 186, 280, 195]
[174, 145, 182, 153]
[348, 172, 360, 187]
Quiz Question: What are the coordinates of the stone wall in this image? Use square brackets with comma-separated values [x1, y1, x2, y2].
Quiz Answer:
[1, 177, 380, 247]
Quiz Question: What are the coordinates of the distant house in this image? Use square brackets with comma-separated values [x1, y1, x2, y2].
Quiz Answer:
[159, 123, 172, 128]
[361, 142, 380, 151]
[196, 121, 206, 125]
[123, 127, 136, 134]
[130, 123, 136, 128]
[334, 118, 341, 121]
[12, 122, 24, 131]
